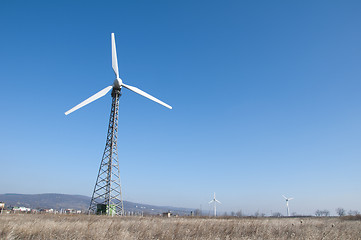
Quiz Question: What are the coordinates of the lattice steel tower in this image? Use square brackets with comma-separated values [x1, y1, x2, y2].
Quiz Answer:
[64, 33, 172, 216]
[89, 88, 124, 215]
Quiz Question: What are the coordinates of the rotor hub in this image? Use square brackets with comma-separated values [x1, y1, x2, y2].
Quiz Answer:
[113, 78, 123, 90]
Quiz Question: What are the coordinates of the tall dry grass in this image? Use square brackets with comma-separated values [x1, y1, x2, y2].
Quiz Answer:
[0, 214, 360, 239]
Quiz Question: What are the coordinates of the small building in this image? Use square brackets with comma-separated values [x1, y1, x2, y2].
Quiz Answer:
[0, 202, 4, 214]
[65, 209, 76, 214]
[39, 208, 54, 213]
[20, 207, 31, 212]
[162, 212, 171, 218]
[13, 207, 31, 212]
[31, 209, 40, 214]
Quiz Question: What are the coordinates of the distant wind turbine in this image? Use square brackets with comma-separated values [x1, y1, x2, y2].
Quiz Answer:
[209, 192, 221, 217]
[282, 195, 294, 217]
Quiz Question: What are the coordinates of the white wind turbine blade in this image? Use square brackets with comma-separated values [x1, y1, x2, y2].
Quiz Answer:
[288, 198, 294, 201]
[65, 86, 113, 115]
[208, 200, 214, 204]
[122, 83, 172, 109]
[111, 33, 119, 78]
[215, 199, 221, 204]
[282, 195, 287, 200]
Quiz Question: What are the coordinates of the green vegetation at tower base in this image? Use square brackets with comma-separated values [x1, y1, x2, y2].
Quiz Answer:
[96, 204, 116, 216]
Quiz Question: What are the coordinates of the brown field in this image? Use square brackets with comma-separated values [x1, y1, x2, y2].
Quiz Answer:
[0, 214, 360, 239]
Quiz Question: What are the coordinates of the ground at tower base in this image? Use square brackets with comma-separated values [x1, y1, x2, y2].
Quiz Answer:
[1, 214, 361, 239]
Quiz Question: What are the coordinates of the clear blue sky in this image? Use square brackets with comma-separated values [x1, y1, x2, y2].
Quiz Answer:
[1, 0, 361, 216]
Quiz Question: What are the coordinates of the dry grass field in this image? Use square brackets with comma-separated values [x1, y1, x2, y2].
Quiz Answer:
[0, 214, 360, 240]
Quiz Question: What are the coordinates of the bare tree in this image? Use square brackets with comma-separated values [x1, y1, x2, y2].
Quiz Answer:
[348, 210, 360, 216]
[315, 209, 329, 217]
[336, 208, 346, 217]
[194, 209, 202, 216]
[236, 210, 243, 217]
[323, 210, 330, 217]
[272, 212, 282, 217]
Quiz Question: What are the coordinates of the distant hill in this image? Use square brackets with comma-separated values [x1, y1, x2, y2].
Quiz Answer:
[0, 193, 90, 211]
[0, 193, 194, 216]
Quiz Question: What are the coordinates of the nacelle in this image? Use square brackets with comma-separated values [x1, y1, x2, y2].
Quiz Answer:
[113, 78, 123, 89]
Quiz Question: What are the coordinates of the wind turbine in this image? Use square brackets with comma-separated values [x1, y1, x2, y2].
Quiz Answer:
[65, 33, 172, 215]
[282, 195, 294, 217]
[209, 192, 221, 217]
